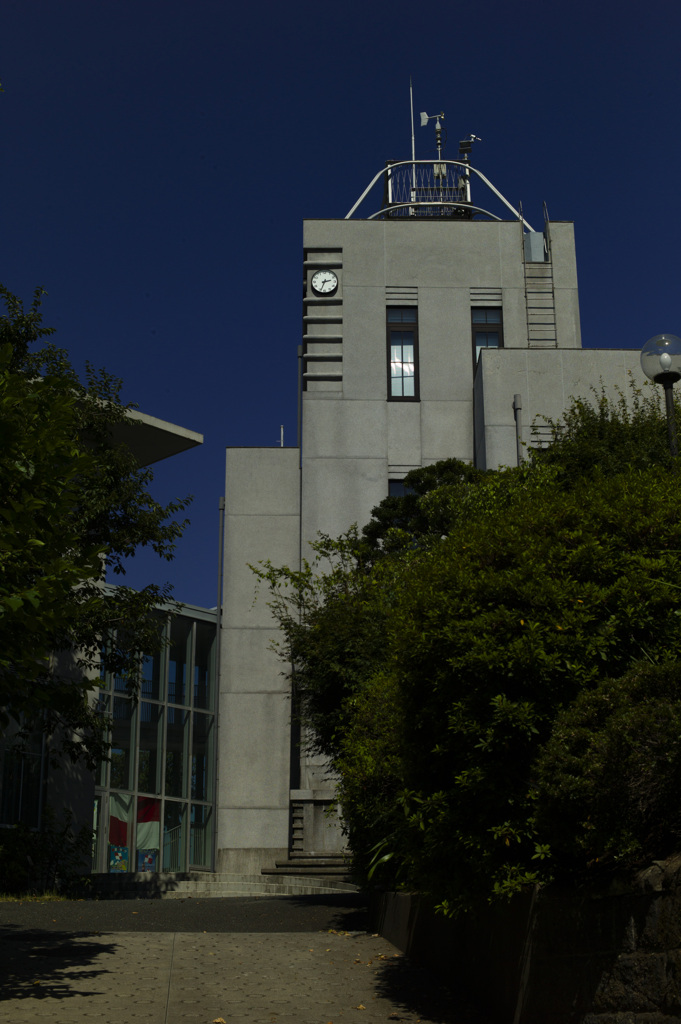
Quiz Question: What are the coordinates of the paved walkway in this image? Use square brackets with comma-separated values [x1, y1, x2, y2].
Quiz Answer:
[0, 896, 485, 1024]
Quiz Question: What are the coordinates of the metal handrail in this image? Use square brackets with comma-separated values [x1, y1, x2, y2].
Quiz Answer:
[364, 202, 504, 223]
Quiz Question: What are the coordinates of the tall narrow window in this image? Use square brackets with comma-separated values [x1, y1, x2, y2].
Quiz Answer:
[387, 307, 418, 400]
[472, 308, 503, 364]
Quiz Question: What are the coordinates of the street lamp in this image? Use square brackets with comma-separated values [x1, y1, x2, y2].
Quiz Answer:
[640, 333, 681, 458]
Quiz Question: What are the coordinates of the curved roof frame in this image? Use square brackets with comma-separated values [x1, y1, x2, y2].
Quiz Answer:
[345, 159, 535, 231]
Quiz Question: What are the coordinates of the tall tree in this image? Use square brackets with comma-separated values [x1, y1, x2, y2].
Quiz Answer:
[0, 286, 191, 767]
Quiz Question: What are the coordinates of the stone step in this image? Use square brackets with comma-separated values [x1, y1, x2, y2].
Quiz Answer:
[172, 875, 357, 892]
[83, 869, 358, 900]
[163, 871, 358, 898]
[262, 866, 353, 878]
[163, 881, 355, 898]
[262, 858, 353, 880]
[275, 856, 350, 867]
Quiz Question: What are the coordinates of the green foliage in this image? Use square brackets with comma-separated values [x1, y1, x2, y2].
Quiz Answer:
[257, 385, 681, 911]
[0, 807, 93, 895]
[0, 286, 191, 767]
[529, 379, 674, 480]
[381, 466, 681, 908]
[361, 459, 486, 553]
[534, 662, 681, 875]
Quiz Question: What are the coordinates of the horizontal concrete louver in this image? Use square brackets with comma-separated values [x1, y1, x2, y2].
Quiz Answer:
[469, 286, 502, 306]
[386, 285, 418, 304]
[527, 422, 556, 450]
[303, 249, 343, 390]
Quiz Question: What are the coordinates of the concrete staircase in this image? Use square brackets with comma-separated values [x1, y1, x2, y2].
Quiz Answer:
[85, 854, 356, 899]
[162, 868, 357, 899]
[162, 856, 355, 898]
[261, 854, 352, 881]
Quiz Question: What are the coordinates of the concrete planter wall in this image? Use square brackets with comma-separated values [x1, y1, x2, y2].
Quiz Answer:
[372, 856, 681, 1024]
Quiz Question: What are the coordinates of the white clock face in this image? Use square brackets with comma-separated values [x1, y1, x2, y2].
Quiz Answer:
[311, 270, 338, 295]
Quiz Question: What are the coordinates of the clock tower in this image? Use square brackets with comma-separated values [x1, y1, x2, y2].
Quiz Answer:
[217, 125, 643, 877]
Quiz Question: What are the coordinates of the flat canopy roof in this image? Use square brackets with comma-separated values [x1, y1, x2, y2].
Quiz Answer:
[110, 409, 203, 467]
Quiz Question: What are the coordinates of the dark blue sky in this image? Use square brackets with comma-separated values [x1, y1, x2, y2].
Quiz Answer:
[2, 0, 680, 607]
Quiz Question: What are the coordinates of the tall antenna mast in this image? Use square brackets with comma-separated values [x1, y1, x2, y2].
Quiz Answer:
[409, 77, 416, 201]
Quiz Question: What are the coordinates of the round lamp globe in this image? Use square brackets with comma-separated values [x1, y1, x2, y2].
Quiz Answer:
[640, 333, 681, 385]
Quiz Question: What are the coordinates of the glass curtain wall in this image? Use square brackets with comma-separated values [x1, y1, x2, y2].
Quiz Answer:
[94, 606, 216, 874]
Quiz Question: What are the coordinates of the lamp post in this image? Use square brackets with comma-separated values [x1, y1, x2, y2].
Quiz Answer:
[640, 333, 681, 459]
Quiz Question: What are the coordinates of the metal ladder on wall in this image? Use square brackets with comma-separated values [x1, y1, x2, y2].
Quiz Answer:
[524, 202, 557, 348]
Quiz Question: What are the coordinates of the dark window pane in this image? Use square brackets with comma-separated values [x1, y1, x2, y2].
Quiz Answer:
[194, 622, 215, 709]
[192, 713, 213, 801]
[165, 707, 188, 797]
[472, 308, 501, 324]
[387, 307, 417, 323]
[113, 674, 128, 693]
[141, 653, 161, 700]
[476, 332, 500, 348]
[138, 703, 162, 794]
[169, 619, 191, 705]
[110, 697, 132, 790]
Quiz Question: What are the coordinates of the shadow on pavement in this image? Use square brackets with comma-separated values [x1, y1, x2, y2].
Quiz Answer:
[0, 892, 370, 933]
[0, 925, 118, 1002]
[284, 892, 370, 932]
[373, 952, 492, 1024]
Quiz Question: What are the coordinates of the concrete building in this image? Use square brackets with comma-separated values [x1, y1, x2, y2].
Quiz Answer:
[218, 141, 644, 875]
[0, 410, 215, 879]
[89, 417, 219, 875]
[2, 136, 647, 881]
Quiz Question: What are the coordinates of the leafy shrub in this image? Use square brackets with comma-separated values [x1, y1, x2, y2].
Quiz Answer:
[529, 381, 675, 481]
[0, 808, 93, 895]
[534, 662, 681, 876]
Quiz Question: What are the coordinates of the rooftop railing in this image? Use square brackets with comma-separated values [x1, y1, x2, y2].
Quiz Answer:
[345, 160, 535, 231]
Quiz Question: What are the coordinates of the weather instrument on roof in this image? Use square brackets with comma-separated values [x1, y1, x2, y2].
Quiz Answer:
[345, 92, 525, 225]
[420, 110, 445, 158]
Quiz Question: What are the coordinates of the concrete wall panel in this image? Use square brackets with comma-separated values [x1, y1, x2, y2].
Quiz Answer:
[219, 692, 291, 808]
[418, 287, 473, 401]
[302, 398, 387, 459]
[384, 222, 505, 287]
[225, 447, 300, 516]
[501, 287, 531, 350]
[223, 516, 300, 627]
[221, 627, 290, 694]
[301, 457, 387, 545]
[342, 287, 388, 400]
[548, 223, 579, 289]
[217, 809, 290, 849]
[554, 289, 582, 349]
[387, 402, 422, 467]
[421, 400, 475, 463]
